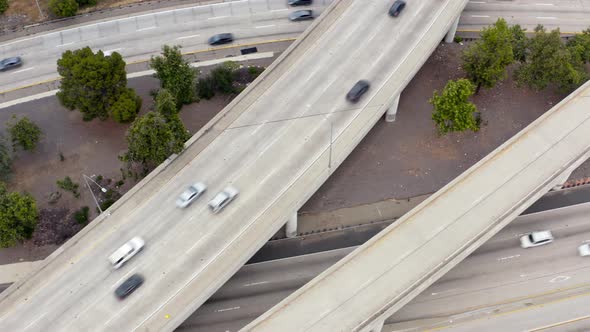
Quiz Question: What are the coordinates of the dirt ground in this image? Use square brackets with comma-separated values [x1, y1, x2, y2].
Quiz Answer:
[301, 42, 570, 212]
[0, 41, 585, 261]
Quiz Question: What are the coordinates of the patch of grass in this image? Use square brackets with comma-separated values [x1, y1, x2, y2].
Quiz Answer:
[56, 176, 80, 198]
[454, 35, 463, 43]
[74, 206, 89, 224]
[115, 180, 124, 187]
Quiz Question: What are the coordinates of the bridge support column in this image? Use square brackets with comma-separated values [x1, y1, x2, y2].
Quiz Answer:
[444, 16, 460, 43]
[359, 318, 385, 332]
[385, 95, 400, 122]
[285, 212, 298, 238]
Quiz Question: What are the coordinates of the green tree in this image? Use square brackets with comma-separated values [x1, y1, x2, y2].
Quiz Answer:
[155, 89, 190, 144]
[462, 18, 514, 94]
[76, 0, 96, 6]
[510, 24, 528, 62]
[0, 183, 38, 247]
[110, 88, 142, 123]
[515, 25, 588, 92]
[430, 79, 479, 134]
[0, 0, 9, 14]
[150, 45, 197, 107]
[57, 47, 140, 121]
[154, 89, 178, 120]
[566, 28, 590, 63]
[122, 112, 185, 168]
[7, 116, 42, 151]
[0, 137, 11, 181]
[211, 61, 239, 94]
[48, 0, 78, 17]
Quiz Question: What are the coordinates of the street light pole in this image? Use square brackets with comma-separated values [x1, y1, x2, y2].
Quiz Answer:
[82, 174, 107, 214]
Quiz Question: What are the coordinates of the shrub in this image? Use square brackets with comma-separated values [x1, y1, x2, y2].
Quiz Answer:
[7, 116, 42, 151]
[110, 88, 142, 123]
[197, 77, 216, 100]
[57, 176, 80, 198]
[453, 35, 463, 43]
[49, 0, 79, 17]
[74, 206, 89, 224]
[0, 0, 9, 14]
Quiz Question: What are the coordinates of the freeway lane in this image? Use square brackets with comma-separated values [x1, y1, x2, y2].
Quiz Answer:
[0, 0, 328, 93]
[461, 0, 590, 32]
[2, 0, 588, 96]
[0, 0, 456, 330]
[180, 203, 590, 331]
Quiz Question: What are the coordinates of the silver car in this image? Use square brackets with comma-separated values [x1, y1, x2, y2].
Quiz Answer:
[176, 182, 207, 208]
[519, 231, 553, 248]
[108, 237, 145, 269]
[208, 186, 239, 214]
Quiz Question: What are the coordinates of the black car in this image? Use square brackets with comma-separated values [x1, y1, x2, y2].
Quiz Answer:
[288, 10, 313, 21]
[389, 0, 406, 17]
[115, 274, 144, 299]
[0, 57, 22, 71]
[346, 80, 370, 103]
[288, 0, 312, 6]
[208, 33, 234, 46]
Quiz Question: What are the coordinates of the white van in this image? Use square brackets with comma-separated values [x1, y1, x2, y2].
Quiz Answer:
[108, 237, 145, 269]
[208, 186, 239, 214]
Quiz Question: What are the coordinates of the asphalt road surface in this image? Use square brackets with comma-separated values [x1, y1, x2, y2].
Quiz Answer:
[2, 0, 589, 95]
[179, 202, 590, 331]
[0, 0, 453, 330]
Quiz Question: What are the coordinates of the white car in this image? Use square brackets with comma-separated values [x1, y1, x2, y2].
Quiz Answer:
[108, 237, 145, 269]
[578, 244, 590, 257]
[176, 182, 207, 208]
[208, 186, 239, 214]
[520, 231, 554, 249]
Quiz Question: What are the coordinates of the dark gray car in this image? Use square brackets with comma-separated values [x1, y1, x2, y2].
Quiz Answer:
[288, 10, 313, 21]
[288, 0, 312, 6]
[0, 57, 22, 71]
[388, 0, 406, 17]
[115, 274, 144, 299]
[346, 80, 370, 103]
[208, 33, 234, 46]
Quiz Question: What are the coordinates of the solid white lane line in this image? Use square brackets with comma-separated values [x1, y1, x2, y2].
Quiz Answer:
[256, 25, 276, 29]
[535, 3, 555, 6]
[207, 16, 228, 20]
[469, 1, 486, 3]
[471, 15, 489, 18]
[56, 42, 74, 48]
[137, 26, 157, 31]
[215, 306, 240, 313]
[271, 8, 288, 12]
[13, 67, 34, 73]
[176, 34, 200, 40]
[243, 281, 269, 287]
[536, 16, 557, 19]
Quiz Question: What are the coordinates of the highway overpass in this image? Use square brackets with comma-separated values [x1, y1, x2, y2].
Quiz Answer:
[244, 79, 590, 331]
[181, 201, 590, 331]
[0, 0, 468, 331]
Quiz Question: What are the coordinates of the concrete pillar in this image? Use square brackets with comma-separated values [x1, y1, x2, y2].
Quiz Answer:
[444, 17, 460, 43]
[385, 95, 400, 123]
[359, 318, 385, 332]
[285, 212, 298, 238]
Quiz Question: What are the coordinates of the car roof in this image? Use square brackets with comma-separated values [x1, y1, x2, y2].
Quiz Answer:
[532, 231, 552, 240]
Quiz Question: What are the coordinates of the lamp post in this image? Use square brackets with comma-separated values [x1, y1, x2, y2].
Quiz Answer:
[82, 174, 107, 214]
